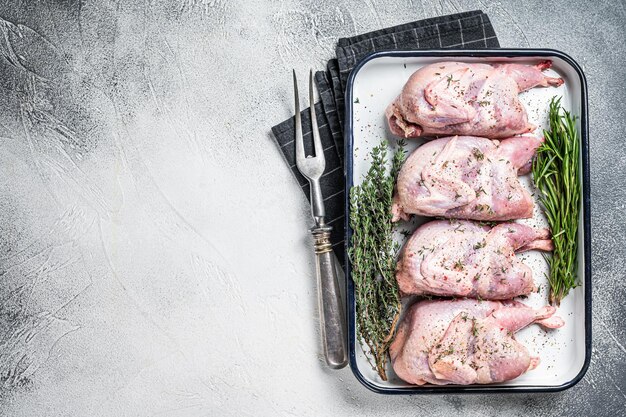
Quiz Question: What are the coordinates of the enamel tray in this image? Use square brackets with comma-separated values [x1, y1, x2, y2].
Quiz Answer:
[344, 49, 591, 394]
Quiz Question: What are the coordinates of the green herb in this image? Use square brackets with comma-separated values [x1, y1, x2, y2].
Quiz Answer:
[477, 221, 498, 228]
[446, 74, 457, 88]
[473, 240, 486, 250]
[349, 139, 406, 380]
[472, 148, 485, 161]
[454, 259, 464, 270]
[532, 96, 581, 305]
[472, 320, 479, 336]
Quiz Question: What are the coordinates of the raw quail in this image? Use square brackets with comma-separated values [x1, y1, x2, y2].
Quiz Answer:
[392, 135, 542, 221]
[396, 219, 552, 299]
[389, 298, 564, 385]
[386, 61, 563, 139]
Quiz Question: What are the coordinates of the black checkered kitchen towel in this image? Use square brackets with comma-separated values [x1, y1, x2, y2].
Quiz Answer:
[271, 10, 500, 266]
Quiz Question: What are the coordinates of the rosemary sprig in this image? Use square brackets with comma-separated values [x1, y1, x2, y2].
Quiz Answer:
[532, 96, 581, 305]
[349, 139, 406, 380]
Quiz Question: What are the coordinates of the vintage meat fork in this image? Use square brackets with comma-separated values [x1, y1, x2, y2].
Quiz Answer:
[293, 70, 347, 369]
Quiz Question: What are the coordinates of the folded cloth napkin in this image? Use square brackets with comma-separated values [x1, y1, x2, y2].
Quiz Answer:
[271, 10, 500, 267]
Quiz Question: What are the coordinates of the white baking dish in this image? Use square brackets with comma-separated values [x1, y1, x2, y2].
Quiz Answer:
[344, 50, 591, 393]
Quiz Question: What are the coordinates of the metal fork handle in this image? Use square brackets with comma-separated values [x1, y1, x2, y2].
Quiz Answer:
[309, 179, 325, 224]
[311, 225, 347, 369]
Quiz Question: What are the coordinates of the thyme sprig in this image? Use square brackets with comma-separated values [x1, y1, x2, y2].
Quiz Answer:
[349, 139, 406, 380]
[532, 97, 581, 305]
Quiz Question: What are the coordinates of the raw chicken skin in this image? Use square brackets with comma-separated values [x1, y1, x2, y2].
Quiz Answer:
[396, 220, 552, 299]
[386, 61, 564, 139]
[392, 135, 542, 221]
[389, 299, 564, 385]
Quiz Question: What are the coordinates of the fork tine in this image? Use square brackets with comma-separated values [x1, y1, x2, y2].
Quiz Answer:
[309, 69, 324, 161]
[293, 70, 305, 165]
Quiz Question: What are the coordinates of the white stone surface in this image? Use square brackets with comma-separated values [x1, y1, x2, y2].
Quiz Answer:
[0, 0, 624, 416]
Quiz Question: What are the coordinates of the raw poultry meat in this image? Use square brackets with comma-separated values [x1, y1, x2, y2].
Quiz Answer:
[389, 298, 564, 385]
[396, 220, 552, 299]
[392, 135, 542, 221]
[386, 61, 564, 138]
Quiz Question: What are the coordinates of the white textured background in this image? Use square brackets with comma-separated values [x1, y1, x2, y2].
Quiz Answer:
[0, 1, 624, 416]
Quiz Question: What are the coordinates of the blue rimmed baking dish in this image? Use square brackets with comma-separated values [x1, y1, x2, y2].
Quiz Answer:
[343, 49, 591, 394]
